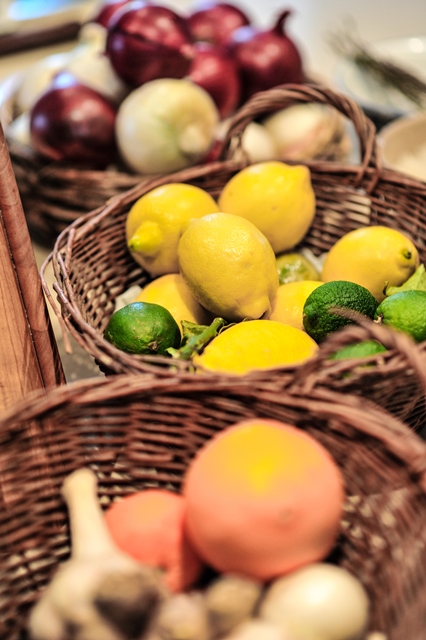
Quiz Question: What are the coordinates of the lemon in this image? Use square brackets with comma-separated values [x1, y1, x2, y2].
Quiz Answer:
[193, 320, 318, 375]
[374, 290, 426, 342]
[178, 212, 279, 322]
[103, 301, 181, 355]
[321, 226, 419, 302]
[265, 281, 322, 331]
[126, 183, 220, 276]
[276, 251, 320, 285]
[135, 274, 212, 335]
[303, 281, 379, 343]
[218, 161, 316, 254]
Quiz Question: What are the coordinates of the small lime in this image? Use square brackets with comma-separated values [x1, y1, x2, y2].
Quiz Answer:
[374, 290, 426, 342]
[275, 252, 320, 285]
[104, 301, 181, 355]
[303, 280, 378, 343]
[330, 340, 388, 360]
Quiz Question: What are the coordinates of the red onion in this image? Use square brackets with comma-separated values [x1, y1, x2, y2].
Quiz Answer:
[30, 72, 117, 168]
[187, 42, 241, 118]
[91, 0, 132, 28]
[226, 9, 304, 102]
[105, 1, 194, 87]
[187, 1, 251, 46]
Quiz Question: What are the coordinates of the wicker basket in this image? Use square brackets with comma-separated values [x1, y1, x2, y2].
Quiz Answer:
[0, 374, 425, 640]
[6, 137, 149, 245]
[42, 84, 426, 428]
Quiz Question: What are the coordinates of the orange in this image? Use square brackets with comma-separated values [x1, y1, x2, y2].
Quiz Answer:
[104, 489, 204, 592]
[183, 419, 344, 581]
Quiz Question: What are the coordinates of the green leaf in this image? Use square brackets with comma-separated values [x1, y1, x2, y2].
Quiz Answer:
[385, 264, 426, 296]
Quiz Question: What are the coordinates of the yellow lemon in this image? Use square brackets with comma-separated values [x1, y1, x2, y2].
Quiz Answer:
[218, 161, 316, 254]
[265, 280, 322, 331]
[193, 320, 318, 375]
[135, 274, 212, 335]
[178, 212, 279, 322]
[321, 225, 419, 302]
[126, 183, 220, 277]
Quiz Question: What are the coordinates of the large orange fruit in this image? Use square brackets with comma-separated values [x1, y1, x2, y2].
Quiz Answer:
[183, 419, 344, 581]
[104, 489, 204, 592]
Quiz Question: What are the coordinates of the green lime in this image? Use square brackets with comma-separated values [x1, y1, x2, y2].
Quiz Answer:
[303, 280, 378, 343]
[330, 340, 388, 360]
[104, 301, 181, 355]
[276, 251, 320, 285]
[374, 290, 426, 342]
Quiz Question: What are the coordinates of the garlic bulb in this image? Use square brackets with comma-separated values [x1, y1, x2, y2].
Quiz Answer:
[262, 103, 351, 162]
[241, 122, 280, 163]
[116, 78, 220, 175]
[28, 468, 168, 640]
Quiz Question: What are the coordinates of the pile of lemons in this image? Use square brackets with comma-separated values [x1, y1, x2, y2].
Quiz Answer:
[104, 160, 424, 375]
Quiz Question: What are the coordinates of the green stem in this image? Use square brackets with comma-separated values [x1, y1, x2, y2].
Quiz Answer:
[167, 317, 227, 361]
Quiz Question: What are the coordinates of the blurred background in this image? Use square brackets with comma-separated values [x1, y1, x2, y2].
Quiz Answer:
[2, 0, 426, 80]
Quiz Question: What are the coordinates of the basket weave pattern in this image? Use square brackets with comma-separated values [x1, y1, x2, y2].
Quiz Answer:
[0, 375, 425, 639]
[42, 85, 426, 428]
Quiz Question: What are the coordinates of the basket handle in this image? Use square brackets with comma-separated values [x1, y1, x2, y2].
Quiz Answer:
[217, 83, 381, 189]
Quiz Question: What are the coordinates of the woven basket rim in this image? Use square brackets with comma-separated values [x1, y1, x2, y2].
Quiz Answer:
[0, 372, 425, 489]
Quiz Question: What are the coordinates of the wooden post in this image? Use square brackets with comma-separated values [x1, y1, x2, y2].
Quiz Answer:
[0, 124, 64, 409]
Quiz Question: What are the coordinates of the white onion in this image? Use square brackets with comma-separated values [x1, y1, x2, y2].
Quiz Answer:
[6, 111, 31, 146]
[14, 52, 73, 114]
[65, 46, 130, 104]
[260, 563, 370, 640]
[116, 78, 219, 174]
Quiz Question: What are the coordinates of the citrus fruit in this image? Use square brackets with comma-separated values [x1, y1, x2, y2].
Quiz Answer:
[329, 340, 388, 360]
[218, 161, 316, 253]
[178, 212, 279, 322]
[103, 301, 181, 355]
[193, 320, 318, 375]
[321, 225, 419, 302]
[126, 183, 219, 277]
[276, 251, 321, 285]
[104, 489, 204, 592]
[134, 274, 212, 335]
[374, 290, 426, 342]
[302, 281, 379, 343]
[183, 418, 345, 581]
[265, 281, 322, 331]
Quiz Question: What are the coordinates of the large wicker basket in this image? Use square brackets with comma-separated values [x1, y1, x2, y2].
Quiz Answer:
[42, 84, 426, 427]
[0, 373, 425, 640]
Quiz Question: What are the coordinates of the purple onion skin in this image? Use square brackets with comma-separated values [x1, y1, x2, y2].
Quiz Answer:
[30, 73, 118, 168]
[187, 1, 251, 46]
[227, 10, 304, 103]
[188, 42, 241, 118]
[92, 0, 132, 28]
[106, 1, 195, 87]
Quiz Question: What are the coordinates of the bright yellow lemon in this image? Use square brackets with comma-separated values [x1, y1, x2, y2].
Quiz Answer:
[126, 183, 219, 276]
[193, 320, 318, 375]
[135, 274, 212, 335]
[218, 161, 316, 254]
[265, 280, 322, 331]
[178, 213, 279, 322]
[321, 226, 419, 302]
